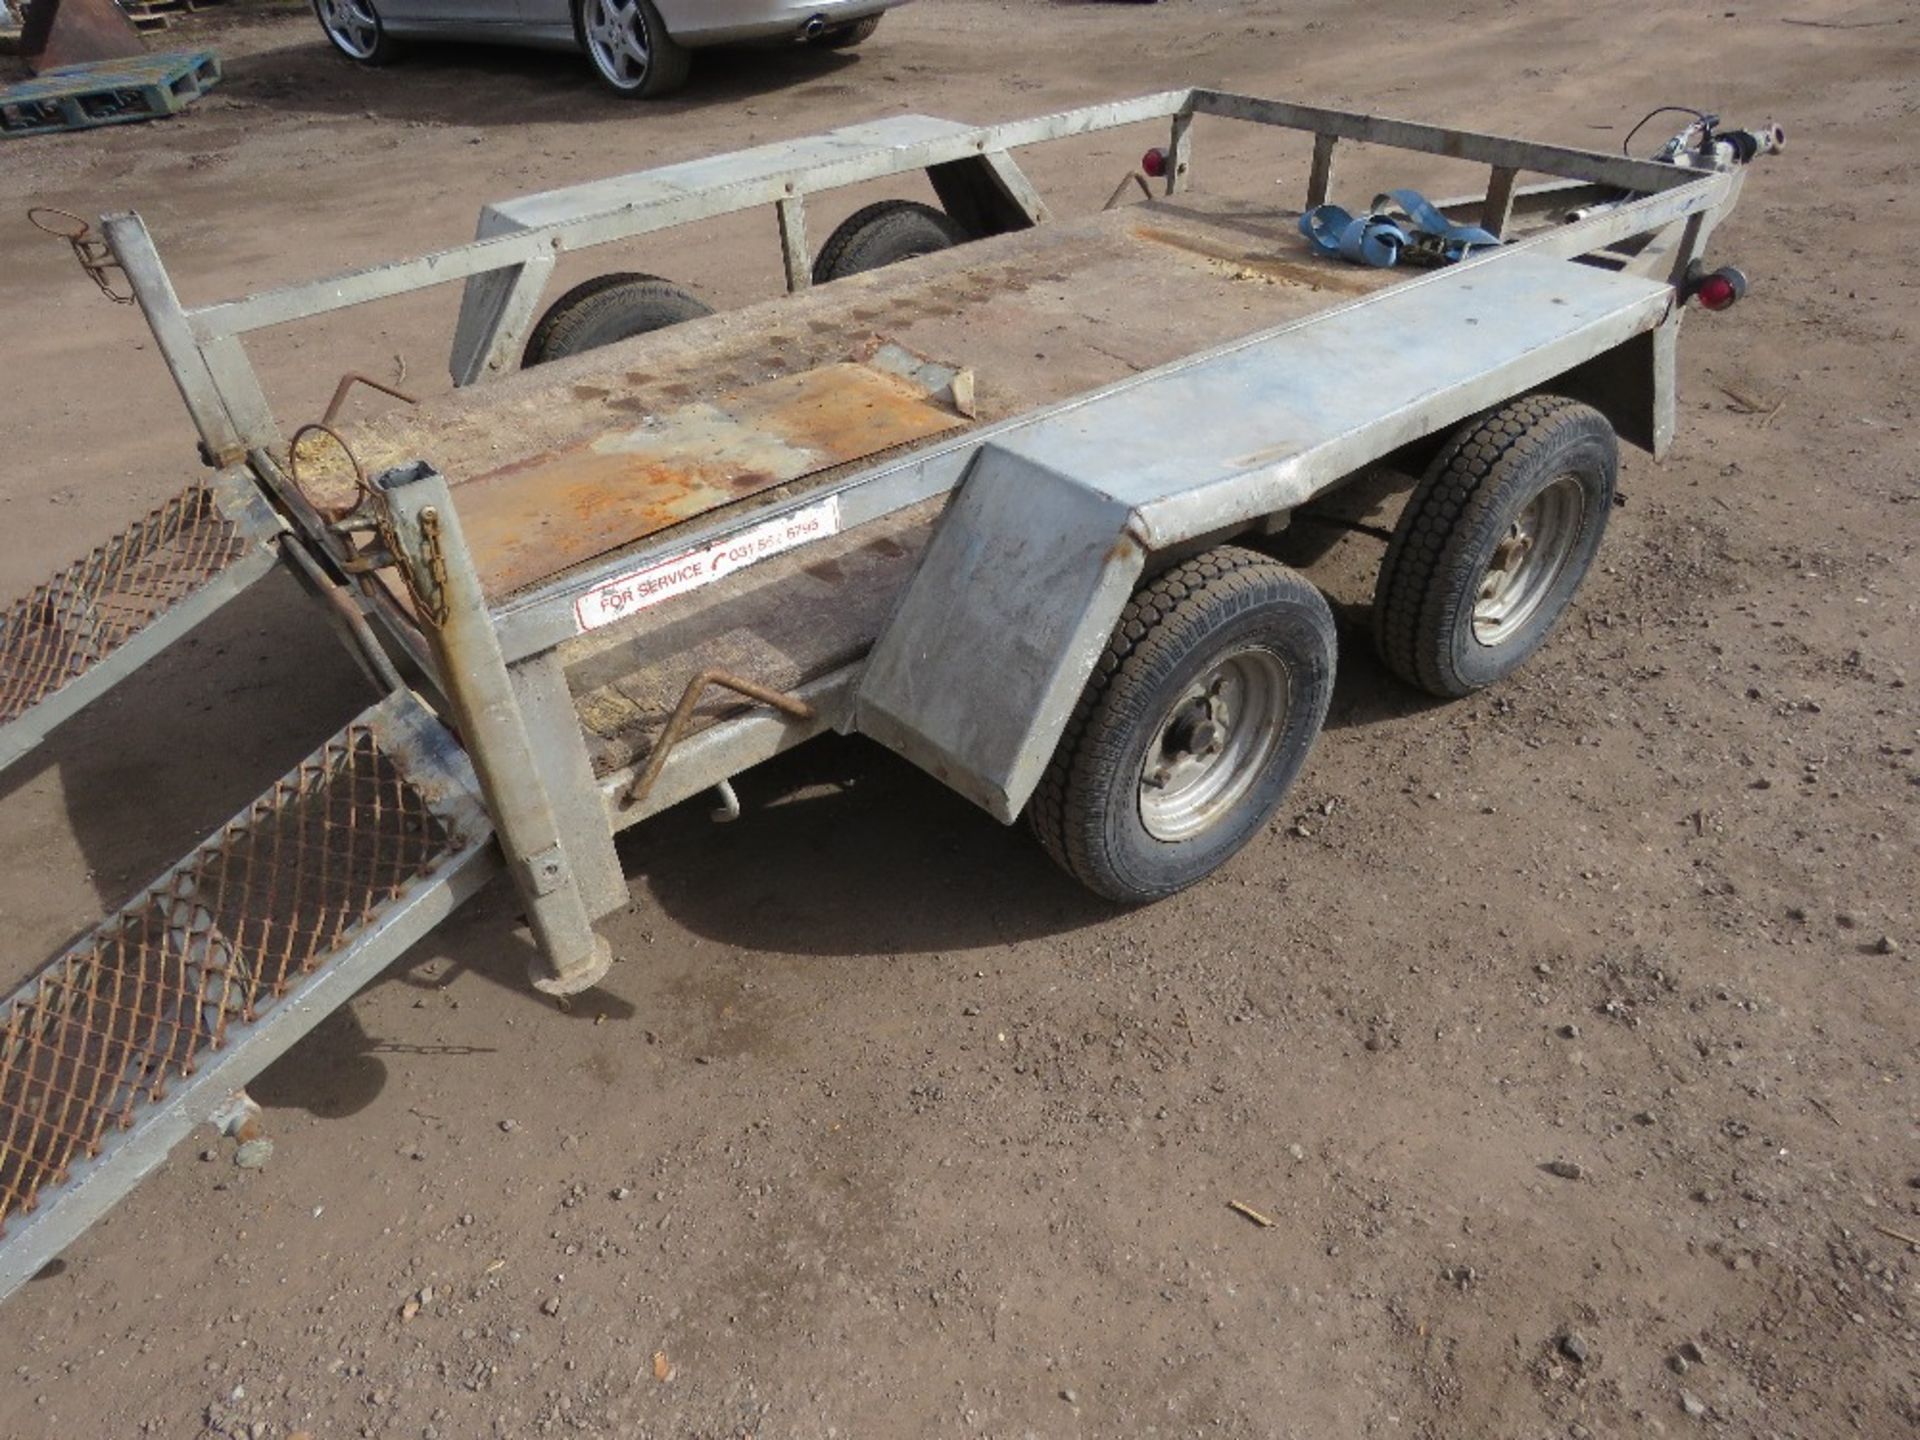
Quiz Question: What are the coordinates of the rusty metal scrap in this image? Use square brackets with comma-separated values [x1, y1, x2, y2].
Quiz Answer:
[17, 0, 146, 73]
[288, 421, 369, 520]
[321, 372, 419, 428]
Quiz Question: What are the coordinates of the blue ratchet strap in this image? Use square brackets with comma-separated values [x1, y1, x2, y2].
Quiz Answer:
[1381, 188, 1502, 263]
[1298, 204, 1408, 268]
[1299, 188, 1501, 269]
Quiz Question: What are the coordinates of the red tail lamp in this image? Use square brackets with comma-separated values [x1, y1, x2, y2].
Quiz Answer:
[1687, 265, 1748, 312]
[1142, 147, 1169, 178]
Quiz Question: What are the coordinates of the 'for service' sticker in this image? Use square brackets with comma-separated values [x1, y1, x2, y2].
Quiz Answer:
[572, 496, 842, 633]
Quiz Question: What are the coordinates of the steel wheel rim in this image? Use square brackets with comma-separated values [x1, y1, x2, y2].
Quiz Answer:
[584, 0, 652, 88]
[1471, 473, 1586, 645]
[320, 0, 382, 58]
[1138, 648, 1291, 843]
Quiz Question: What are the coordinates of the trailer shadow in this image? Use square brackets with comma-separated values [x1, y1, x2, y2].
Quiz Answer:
[245, 1004, 394, 1120]
[617, 732, 1117, 959]
[0, 572, 377, 979]
[215, 30, 869, 129]
[1321, 601, 1451, 732]
[1, 552, 1431, 1089]
[625, 630, 1438, 959]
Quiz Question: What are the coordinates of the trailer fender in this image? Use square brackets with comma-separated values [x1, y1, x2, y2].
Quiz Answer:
[1376, 317, 1680, 479]
[854, 441, 1146, 824]
[1541, 315, 1678, 459]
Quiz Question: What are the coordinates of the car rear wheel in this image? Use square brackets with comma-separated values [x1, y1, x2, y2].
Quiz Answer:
[314, 0, 402, 64]
[578, 0, 690, 98]
[522, 273, 713, 367]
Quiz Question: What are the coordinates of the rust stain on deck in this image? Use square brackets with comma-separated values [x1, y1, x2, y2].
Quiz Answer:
[456, 360, 968, 597]
[1130, 223, 1385, 296]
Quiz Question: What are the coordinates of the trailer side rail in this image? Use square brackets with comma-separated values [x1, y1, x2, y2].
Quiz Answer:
[103, 90, 1722, 477]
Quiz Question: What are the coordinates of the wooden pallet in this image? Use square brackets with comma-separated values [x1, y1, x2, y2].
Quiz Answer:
[0, 47, 218, 135]
[119, 0, 198, 32]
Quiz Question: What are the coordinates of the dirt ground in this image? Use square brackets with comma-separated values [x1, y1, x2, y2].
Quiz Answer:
[2, 0, 1917, 1436]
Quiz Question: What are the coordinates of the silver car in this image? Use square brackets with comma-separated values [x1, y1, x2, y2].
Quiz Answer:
[313, 0, 910, 98]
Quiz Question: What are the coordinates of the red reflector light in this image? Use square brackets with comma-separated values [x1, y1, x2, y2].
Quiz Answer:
[1142, 147, 1168, 178]
[1688, 265, 1747, 312]
[1694, 274, 1738, 311]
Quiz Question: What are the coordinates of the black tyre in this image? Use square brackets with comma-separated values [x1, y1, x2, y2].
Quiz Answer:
[314, 0, 403, 64]
[1029, 547, 1337, 904]
[810, 200, 968, 285]
[1372, 394, 1617, 699]
[812, 14, 882, 46]
[577, 0, 691, 98]
[521, 273, 713, 368]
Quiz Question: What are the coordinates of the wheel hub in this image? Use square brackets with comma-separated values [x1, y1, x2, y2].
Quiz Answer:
[586, 0, 652, 87]
[321, 0, 381, 58]
[1471, 473, 1586, 646]
[1139, 650, 1290, 842]
[1162, 703, 1226, 763]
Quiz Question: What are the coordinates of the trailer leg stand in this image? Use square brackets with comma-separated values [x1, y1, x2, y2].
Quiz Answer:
[378, 462, 614, 997]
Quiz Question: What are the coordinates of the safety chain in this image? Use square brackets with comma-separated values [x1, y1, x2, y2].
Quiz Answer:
[358, 493, 451, 632]
[412, 506, 452, 630]
[28, 208, 135, 305]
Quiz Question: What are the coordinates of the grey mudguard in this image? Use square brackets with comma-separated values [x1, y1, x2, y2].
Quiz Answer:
[854, 251, 1674, 822]
[855, 443, 1147, 822]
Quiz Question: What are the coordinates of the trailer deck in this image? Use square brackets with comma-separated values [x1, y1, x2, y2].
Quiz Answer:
[322, 193, 1410, 776]
[327, 194, 1402, 590]
[334, 189, 1681, 810]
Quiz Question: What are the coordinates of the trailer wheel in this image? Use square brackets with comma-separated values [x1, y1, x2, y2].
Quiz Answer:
[521, 273, 713, 368]
[1372, 394, 1616, 698]
[811, 201, 968, 285]
[1029, 547, 1336, 904]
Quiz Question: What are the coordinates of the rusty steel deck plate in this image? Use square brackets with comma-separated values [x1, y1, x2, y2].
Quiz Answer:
[455, 356, 970, 598]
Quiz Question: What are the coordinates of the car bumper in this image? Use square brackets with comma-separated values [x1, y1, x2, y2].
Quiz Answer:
[669, 0, 907, 46]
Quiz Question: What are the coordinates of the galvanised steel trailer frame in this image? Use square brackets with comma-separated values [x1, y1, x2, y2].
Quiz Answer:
[0, 89, 1774, 1303]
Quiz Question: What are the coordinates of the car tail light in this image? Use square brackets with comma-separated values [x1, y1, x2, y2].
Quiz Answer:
[1687, 265, 1748, 311]
[1141, 147, 1168, 178]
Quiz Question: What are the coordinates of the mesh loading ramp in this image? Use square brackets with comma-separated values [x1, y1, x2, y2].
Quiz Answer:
[0, 475, 280, 773]
[0, 691, 500, 1301]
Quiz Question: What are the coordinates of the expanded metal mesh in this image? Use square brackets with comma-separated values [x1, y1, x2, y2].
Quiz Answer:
[0, 724, 456, 1232]
[0, 484, 245, 724]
